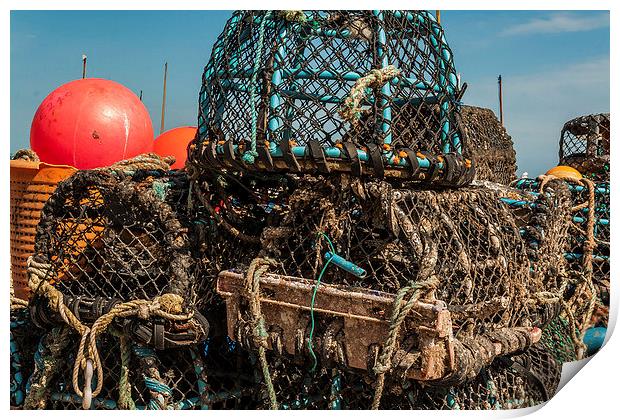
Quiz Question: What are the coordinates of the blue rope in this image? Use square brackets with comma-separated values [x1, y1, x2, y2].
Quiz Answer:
[308, 232, 336, 372]
[243, 11, 273, 164]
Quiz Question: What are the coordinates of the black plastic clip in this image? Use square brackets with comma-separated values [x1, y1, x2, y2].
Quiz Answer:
[419, 151, 440, 183]
[341, 142, 362, 177]
[306, 140, 330, 174]
[365, 144, 384, 179]
[257, 144, 275, 170]
[399, 148, 420, 179]
[280, 139, 302, 172]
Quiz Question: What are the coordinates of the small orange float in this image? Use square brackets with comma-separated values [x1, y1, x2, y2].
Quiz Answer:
[545, 165, 583, 181]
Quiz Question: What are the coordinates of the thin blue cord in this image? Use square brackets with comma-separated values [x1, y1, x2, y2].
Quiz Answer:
[308, 232, 336, 372]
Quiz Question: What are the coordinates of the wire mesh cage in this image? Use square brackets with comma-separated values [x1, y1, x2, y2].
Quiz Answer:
[187, 167, 574, 408]
[233, 341, 560, 410]
[508, 176, 609, 359]
[32, 169, 195, 304]
[559, 113, 610, 181]
[21, 163, 213, 409]
[460, 105, 517, 185]
[191, 10, 473, 184]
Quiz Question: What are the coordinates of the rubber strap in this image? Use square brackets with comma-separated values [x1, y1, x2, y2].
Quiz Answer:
[280, 139, 302, 172]
[257, 145, 274, 170]
[366, 144, 384, 178]
[342, 142, 362, 177]
[400, 148, 420, 179]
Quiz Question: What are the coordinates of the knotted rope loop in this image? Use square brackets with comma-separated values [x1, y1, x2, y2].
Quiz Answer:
[243, 11, 274, 165]
[371, 275, 439, 409]
[106, 152, 175, 173]
[242, 256, 279, 409]
[72, 293, 192, 401]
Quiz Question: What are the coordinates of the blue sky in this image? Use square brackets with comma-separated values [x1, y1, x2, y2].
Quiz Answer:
[10, 10, 609, 176]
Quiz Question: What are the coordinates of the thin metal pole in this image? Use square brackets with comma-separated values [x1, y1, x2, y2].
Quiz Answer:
[160, 62, 168, 134]
[82, 54, 87, 79]
[436, 10, 441, 24]
[498, 75, 504, 126]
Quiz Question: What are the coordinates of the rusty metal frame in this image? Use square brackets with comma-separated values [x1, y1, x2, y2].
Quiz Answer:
[217, 270, 455, 380]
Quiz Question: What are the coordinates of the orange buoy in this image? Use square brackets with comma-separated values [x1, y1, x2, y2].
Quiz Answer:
[30, 78, 154, 169]
[545, 165, 583, 180]
[153, 126, 197, 169]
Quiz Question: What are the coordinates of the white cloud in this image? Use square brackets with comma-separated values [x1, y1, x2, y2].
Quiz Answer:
[501, 12, 609, 36]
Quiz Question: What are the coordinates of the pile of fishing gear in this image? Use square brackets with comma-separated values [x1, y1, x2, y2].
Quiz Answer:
[10, 10, 609, 410]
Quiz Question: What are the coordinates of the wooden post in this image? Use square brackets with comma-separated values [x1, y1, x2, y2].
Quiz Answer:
[82, 54, 87, 79]
[160, 62, 168, 135]
[436, 10, 441, 24]
[498, 75, 504, 126]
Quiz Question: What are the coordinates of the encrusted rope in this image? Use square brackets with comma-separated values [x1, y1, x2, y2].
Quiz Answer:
[243, 11, 273, 165]
[371, 275, 440, 409]
[244, 257, 279, 409]
[116, 334, 137, 410]
[339, 65, 401, 126]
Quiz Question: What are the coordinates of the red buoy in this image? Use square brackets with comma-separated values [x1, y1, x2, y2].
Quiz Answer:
[30, 78, 154, 169]
[154, 126, 197, 169]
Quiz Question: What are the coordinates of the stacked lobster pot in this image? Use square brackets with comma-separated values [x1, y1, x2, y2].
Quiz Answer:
[11, 155, 222, 409]
[186, 10, 567, 409]
[460, 105, 517, 185]
[559, 113, 610, 182]
[509, 174, 610, 359]
[507, 113, 611, 361]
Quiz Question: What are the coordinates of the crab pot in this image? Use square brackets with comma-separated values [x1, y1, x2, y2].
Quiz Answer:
[10, 160, 77, 300]
[191, 10, 473, 184]
[460, 105, 517, 185]
[192, 168, 571, 407]
[20, 169, 220, 409]
[32, 169, 195, 303]
[510, 177, 610, 329]
[559, 113, 610, 181]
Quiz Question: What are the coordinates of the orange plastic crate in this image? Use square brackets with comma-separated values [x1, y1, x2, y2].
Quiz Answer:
[10, 160, 76, 300]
